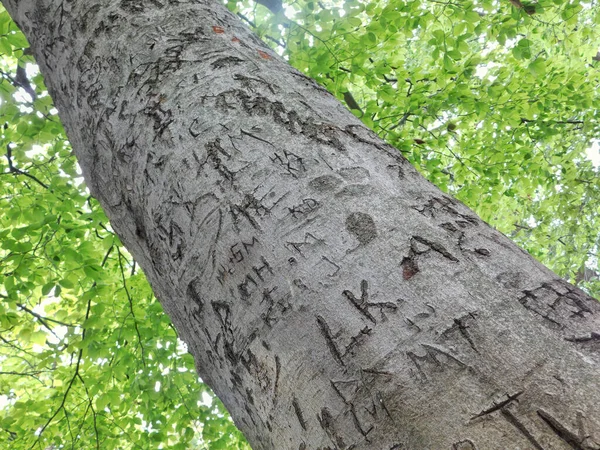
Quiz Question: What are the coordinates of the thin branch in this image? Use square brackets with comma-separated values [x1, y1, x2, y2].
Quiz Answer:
[16, 304, 60, 339]
[17, 303, 76, 328]
[77, 373, 100, 450]
[117, 247, 146, 366]
[4, 144, 49, 189]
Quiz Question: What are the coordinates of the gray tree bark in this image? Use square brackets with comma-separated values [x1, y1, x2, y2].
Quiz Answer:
[4, 1, 600, 449]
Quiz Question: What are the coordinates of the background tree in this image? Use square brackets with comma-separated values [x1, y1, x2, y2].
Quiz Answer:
[0, 0, 598, 448]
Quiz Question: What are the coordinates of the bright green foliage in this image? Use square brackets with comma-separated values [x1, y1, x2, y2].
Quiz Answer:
[0, 6, 249, 449]
[234, 0, 600, 294]
[0, 0, 598, 448]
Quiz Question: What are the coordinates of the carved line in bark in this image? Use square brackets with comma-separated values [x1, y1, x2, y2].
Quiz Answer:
[292, 396, 308, 431]
[402, 235, 459, 280]
[413, 196, 479, 225]
[342, 280, 398, 325]
[329, 379, 378, 441]
[564, 331, 600, 343]
[518, 279, 598, 331]
[285, 232, 325, 258]
[261, 286, 292, 327]
[500, 408, 545, 450]
[317, 407, 347, 449]
[451, 439, 477, 450]
[441, 311, 480, 354]
[470, 390, 524, 420]
[537, 409, 600, 450]
[407, 343, 468, 382]
[316, 315, 345, 367]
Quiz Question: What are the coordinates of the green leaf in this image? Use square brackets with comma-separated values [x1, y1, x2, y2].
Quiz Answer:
[528, 58, 546, 76]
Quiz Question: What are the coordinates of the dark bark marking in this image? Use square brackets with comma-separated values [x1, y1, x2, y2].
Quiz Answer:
[239, 347, 272, 391]
[401, 256, 419, 280]
[289, 198, 320, 218]
[412, 235, 459, 262]
[144, 93, 173, 138]
[217, 263, 234, 286]
[407, 351, 428, 380]
[233, 73, 276, 94]
[330, 379, 360, 404]
[402, 235, 458, 280]
[537, 409, 598, 450]
[344, 326, 373, 357]
[253, 256, 274, 281]
[349, 403, 373, 440]
[421, 343, 466, 366]
[343, 280, 376, 323]
[364, 400, 377, 418]
[211, 55, 244, 69]
[519, 291, 564, 329]
[404, 316, 421, 332]
[186, 277, 204, 312]
[238, 274, 258, 301]
[362, 368, 393, 377]
[452, 439, 477, 449]
[261, 286, 291, 327]
[211, 301, 237, 364]
[386, 164, 405, 179]
[240, 128, 275, 146]
[376, 391, 394, 419]
[205, 139, 234, 182]
[119, 0, 145, 14]
[274, 355, 280, 396]
[345, 212, 377, 246]
[442, 312, 480, 354]
[501, 409, 546, 450]
[230, 195, 268, 231]
[188, 117, 210, 139]
[407, 344, 466, 381]
[292, 397, 308, 430]
[470, 391, 524, 420]
[343, 280, 398, 324]
[285, 232, 325, 257]
[300, 119, 345, 151]
[293, 278, 309, 291]
[414, 196, 479, 226]
[318, 407, 346, 449]
[321, 256, 341, 277]
[343, 124, 408, 165]
[316, 315, 345, 366]
[226, 236, 259, 266]
[308, 175, 343, 192]
[565, 332, 600, 343]
[246, 387, 255, 405]
[270, 149, 305, 178]
[518, 279, 598, 329]
[440, 222, 458, 233]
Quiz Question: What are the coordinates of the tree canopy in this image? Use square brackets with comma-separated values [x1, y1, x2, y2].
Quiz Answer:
[0, 0, 598, 448]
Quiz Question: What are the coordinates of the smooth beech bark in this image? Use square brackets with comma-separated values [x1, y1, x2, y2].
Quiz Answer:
[4, 1, 600, 449]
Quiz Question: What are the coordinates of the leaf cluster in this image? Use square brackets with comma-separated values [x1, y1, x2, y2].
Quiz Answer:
[1, 0, 599, 448]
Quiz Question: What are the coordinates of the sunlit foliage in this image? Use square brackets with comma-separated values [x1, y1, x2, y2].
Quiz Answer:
[0, 0, 598, 448]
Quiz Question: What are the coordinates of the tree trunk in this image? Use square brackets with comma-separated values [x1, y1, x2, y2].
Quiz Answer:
[4, 1, 600, 448]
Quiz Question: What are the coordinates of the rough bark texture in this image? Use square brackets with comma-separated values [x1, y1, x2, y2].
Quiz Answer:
[4, 1, 600, 449]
